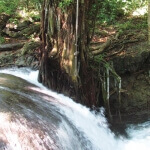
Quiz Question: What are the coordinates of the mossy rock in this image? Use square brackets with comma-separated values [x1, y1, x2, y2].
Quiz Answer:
[21, 41, 41, 55]
[21, 23, 40, 37]
[4, 23, 40, 39]
[17, 20, 32, 31]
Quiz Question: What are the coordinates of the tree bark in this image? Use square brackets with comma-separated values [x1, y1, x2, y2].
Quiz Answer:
[148, 0, 150, 45]
[38, 0, 99, 107]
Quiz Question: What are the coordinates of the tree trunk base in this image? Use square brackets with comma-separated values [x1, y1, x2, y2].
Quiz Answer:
[38, 53, 99, 108]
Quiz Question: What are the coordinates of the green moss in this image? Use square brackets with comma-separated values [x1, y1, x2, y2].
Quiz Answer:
[21, 41, 40, 55]
[0, 0, 19, 15]
[59, 0, 73, 11]
[0, 36, 5, 44]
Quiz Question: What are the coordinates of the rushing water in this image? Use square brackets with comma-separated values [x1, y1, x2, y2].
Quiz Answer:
[0, 68, 150, 150]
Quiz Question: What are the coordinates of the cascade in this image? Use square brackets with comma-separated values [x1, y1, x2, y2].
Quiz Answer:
[0, 68, 149, 150]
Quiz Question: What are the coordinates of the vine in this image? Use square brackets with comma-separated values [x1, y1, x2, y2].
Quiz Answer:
[92, 55, 122, 120]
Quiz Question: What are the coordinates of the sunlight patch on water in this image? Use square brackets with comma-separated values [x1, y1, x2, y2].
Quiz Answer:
[0, 112, 11, 123]
[0, 112, 57, 150]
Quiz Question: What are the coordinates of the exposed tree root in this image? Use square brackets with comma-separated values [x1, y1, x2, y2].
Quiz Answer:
[91, 39, 111, 55]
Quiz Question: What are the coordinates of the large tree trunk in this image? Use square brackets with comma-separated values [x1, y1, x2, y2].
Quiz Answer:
[38, 0, 99, 107]
[148, 0, 150, 45]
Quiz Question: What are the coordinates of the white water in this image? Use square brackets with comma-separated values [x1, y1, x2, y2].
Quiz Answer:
[0, 67, 150, 150]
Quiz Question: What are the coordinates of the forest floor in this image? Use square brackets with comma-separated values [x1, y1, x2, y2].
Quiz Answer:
[90, 15, 150, 124]
[91, 16, 148, 59]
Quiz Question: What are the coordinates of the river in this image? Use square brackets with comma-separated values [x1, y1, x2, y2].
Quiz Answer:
[0, 68, 149, 150]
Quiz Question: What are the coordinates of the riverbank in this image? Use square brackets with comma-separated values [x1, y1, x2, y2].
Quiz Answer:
[0, 13, 150, 124]
[89, 15, 150, 123]
[0, 41, 41, 69]
[0, 12, 41, 70]
[110, 41, 150, 123]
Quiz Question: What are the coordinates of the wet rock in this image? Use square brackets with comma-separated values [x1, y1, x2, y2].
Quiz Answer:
[26, 56, 34, 65]
[0, 40, 41, 69]
[110, 71, 150, 122]
[0, 51, 16, 66]
[31, 61, 39, 70]
[109, 42, 150, 121]
[15, 56, 26, 67]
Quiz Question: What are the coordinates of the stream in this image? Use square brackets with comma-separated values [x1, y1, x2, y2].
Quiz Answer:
[0, 68, 150, 150]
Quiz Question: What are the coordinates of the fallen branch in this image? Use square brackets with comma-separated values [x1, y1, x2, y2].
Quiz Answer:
[122, 39, 138, 44]
[105, 45, 124, 58]
[0, 42, 25, 51]
[108, 38, 138, 52]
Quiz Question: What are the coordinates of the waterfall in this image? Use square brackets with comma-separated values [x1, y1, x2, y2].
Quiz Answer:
[0, 67, 149, 150]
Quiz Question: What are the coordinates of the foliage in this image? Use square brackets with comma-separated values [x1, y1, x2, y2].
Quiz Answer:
[97, 0, 125, 24]
[0, 0, 19, 15]
[94, 54, 106, 64]
[115, 15, 147, 31]
[59, 0, 73, 10]
[0, 36, 5, 44]
[95, 0, 147, 24]
[9, 18, 19, 25]
[123, 0, 147, 14]
[0, 0, 43, 15]
[22, 0, 43, 10]
[29, 12, 40, 21]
